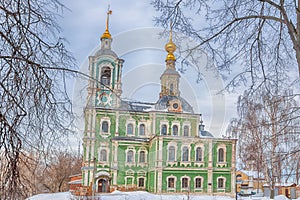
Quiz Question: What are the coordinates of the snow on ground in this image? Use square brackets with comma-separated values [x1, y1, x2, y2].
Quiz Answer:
[27, 191, 300, 200]
[27, 192, 71, 200]
[27, 191, 234, 200]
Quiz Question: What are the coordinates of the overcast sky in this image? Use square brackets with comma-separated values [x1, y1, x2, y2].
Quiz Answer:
[58, 1, 239, 143]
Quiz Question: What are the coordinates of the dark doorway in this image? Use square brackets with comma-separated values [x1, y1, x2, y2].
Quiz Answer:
[98, 178, 109, 193]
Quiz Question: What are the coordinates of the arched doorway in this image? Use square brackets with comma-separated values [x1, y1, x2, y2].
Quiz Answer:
[97, 177, 110, 193]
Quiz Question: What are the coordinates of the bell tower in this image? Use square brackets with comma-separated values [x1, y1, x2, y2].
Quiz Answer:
[87, 9, 124, 108]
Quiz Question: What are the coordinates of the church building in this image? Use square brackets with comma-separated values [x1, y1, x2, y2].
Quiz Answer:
[82, 10, 237, 196]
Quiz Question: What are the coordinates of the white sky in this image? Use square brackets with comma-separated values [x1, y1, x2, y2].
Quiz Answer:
[58, 1, 239, 145]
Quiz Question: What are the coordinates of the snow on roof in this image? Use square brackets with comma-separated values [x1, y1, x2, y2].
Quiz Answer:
[68, 180, 82, 185]
[239, 170, 264, 179]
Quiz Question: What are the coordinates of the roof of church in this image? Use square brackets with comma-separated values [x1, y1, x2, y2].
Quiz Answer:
[155, 95, 194, 113]
[120, 96, 194, 114]
[94, 48, 118, 58]
[199, 130, 214, 138]
[112, 136, 150, 142]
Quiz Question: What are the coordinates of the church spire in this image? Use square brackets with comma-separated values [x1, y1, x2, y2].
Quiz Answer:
[165, 21, 176, 61]
[101, 8, 112, 39]
[159, 21, 181, 98]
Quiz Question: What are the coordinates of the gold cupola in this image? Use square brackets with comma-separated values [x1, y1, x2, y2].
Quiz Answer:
[165, 24, 176, 61]
[101, 9, 112, 39]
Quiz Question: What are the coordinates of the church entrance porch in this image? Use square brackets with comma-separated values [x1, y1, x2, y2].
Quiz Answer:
[97, 178, 110, 193]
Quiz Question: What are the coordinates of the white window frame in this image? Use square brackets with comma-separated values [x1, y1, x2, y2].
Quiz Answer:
[137, 177, 146, 188]
[126, 119, 136, 136]
[160, 120, 169, 136]
[125, 176, 135, 188]
[125, 147, 136, 167]
[137, 147, 148, 167]
[171, 121, 180, 136]
[217, 144, 227, 167]
[181, 176, 190, 191]
[194, 144, 205, 167]
[166, 175, 177, 191]
[167, 142, 177, 165]
[138, 121, 147, 136]
[100, 117, 111, 137]
[98, 143, 109, 164]
[194, 176, 203, 191]
[217, 176, 226, 192]
[182, 122, 191, 136]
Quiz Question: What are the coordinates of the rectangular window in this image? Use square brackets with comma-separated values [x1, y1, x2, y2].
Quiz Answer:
[168, 178, 175, 188]
[218, 178, 224, 188]
[138, 178, 144, 187]
[182, 178, 188, 188]
[195, 178, 202, 188]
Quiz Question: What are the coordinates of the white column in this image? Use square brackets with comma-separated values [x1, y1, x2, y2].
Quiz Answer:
[157, 138, 163, 193]
[231, 140, 237, 197]
[208, 140, 213, 194]
[115, 111, 119, 136]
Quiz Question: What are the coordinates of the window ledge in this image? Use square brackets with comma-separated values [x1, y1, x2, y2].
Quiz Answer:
[217, 162, 228, 167]
[125, 163, 135, 167]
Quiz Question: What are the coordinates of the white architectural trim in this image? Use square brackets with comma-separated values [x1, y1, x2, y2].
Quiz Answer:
[137, 147, 148, 167]
[171, 121, 180, 136]
[217, 176, 226, 192]
[166, 175, 177, 191]
[217, 143, 227, 167]
[126, 118, 136, 136]
[167, 142, 177, 165]
[182, 121, 191, 136]
[160, 120, 169, 136]
[125, 147, 136, 167]
[194, 176, 204, 191]
[100, 117, 111, 137]
[180, 175, 190, 191]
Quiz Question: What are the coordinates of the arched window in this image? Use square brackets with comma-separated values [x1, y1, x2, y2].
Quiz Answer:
[195, 178, 202, 188]
[182, 146, 189, 161]
[127, 150, 134, 163]
[168, 177, 175, 188]
[139, 151, 145, 163]
[172, 125, 178, 136]
[127, 123, 133, 135]
[100, 149, 107, 161]
[196, 147, 202, 162]
[182, 177, 189, 189]
[101, 67, 111, 85]
[161, 124, 167, 135]
[102, 121, 109, 133]
[168, 146, 175, 161]
[139, 124, 145, 136]
[218, 148, 224, 162]
[183, 125, 189, 136]
[218, 178, 225, 188]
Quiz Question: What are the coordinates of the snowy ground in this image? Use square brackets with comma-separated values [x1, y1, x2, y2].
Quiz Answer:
[27, 191, 300, 200]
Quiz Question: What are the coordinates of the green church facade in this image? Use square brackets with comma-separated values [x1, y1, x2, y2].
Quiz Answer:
[82, 11, 236, 196]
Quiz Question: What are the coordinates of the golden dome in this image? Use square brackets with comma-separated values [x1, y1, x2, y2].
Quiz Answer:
[166, 52, 176, 60]
[165, 40, 176, 53]
[101, 29, 112, 39]
[165, 23, 176, 61]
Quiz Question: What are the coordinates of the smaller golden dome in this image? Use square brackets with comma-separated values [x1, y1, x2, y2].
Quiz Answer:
[101, 29, 112, 39]
[166, 52, 176, 61]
